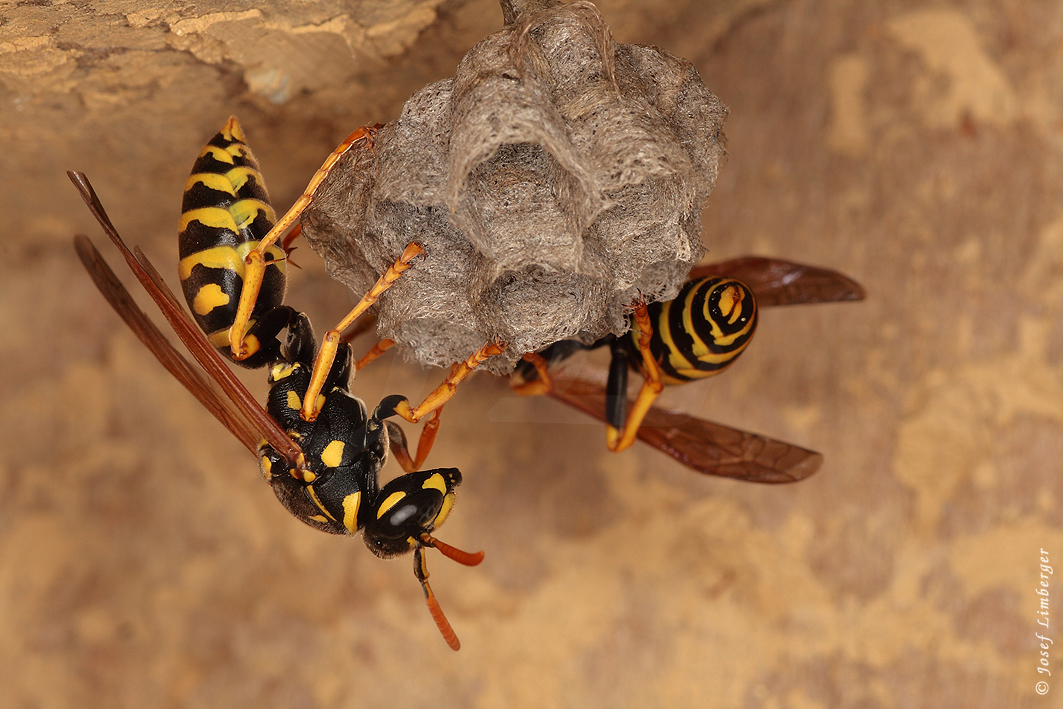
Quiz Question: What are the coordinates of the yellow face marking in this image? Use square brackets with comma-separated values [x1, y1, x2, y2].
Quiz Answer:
[286, 390, 302, 411]
[302, 470, 317, 483]
[320, 440, 345, 468]
[309, 514, 329, 524]
[191, 282, 230, 316]
[376, 491, 406, 519]
[434, 492, 456, 528]
[422, 473, 447, 495]
[342, 492, 361, 533]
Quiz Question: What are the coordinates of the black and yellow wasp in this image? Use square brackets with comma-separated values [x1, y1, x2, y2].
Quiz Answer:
[512, 257, 865, 483]
[69, 118, 497, 651]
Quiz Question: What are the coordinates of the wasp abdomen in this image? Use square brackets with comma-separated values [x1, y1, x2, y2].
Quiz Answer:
[178, 117, 290, 365]
[633, 276, 758, 384]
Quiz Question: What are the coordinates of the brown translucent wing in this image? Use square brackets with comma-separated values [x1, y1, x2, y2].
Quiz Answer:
[69, 170, 303, 464]
[689, 256, 866, 307]
[547, 377, 822, 484]
[75, 235, 260, 453]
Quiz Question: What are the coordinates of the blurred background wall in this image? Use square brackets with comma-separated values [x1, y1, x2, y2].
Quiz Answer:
[1, 0, 1060, 706]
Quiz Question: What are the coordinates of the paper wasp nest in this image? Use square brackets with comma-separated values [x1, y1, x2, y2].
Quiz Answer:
[301, 0, 727, 375]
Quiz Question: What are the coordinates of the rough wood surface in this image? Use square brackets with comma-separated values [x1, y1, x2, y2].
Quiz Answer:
[1, 1, 1059, 707]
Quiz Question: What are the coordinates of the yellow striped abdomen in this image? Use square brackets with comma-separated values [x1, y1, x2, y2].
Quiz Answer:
[629, 276, 758, 384]
[178, 117, 289, 365]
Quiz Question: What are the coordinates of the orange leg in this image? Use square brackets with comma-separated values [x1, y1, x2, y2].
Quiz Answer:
[355, 338, 395, 371]
[281, 223, 302, 253]
[301, 243, 424, 421]
[341, 314, 379, 345]
[510, 352, 554, 396]
[379, 342, 502, 470]
[388, 432, 417, 473]
[390, 342, 506, 425]
[606, 302, 664, 452]
[384, 406, 443, 473]
[229, 123, 382, 360]
[411, 407, 444, 471]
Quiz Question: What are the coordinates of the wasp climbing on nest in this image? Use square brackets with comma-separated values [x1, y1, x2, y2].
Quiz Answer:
[512, 258, 865, 484]
[68, 117, 502, 650]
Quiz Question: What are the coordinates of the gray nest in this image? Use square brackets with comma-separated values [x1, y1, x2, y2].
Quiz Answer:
[301, 0, 727, 375]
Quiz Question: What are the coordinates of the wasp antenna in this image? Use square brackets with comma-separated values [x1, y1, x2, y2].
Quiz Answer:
[423, 577, 461, 651]
[414, 546, 462, 650]
[421, 533, 485, 567]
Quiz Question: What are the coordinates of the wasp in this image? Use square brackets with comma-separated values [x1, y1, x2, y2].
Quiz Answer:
[68, 119, 495, 651]
[511, 257, 865, 483]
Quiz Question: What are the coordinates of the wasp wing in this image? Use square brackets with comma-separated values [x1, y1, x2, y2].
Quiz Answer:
[547, 376, 822, 483]
[689, 256, 865, 307]
[75, 235, 261, 453]
[69, 171, 302, 464]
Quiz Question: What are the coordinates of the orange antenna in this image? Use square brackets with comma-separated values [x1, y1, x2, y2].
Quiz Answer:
[423, 577, 461, 651]
[421, 533, 485, 566]
[413, 544, 475, 651]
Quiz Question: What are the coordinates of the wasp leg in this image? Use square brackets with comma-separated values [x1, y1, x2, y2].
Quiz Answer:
[394, 342, 506, 423]
[374, 341, 504, 466]
[229, 123, 382, 360]
[510, 339, 602, 395]
[410, 407, 445, 471]
[279, 224, 304, 269]
[384, 420, 418, 473]
[381, 407, 444, 473]
[510, 352, 554, 396]
[355, 338, 396, 371]
[604, 337, 630, 432]
[281, 223, 302, 253]
[300, 243, 424, 421]
[340, 313, 379, 345]
[607, 302, 664, 452]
